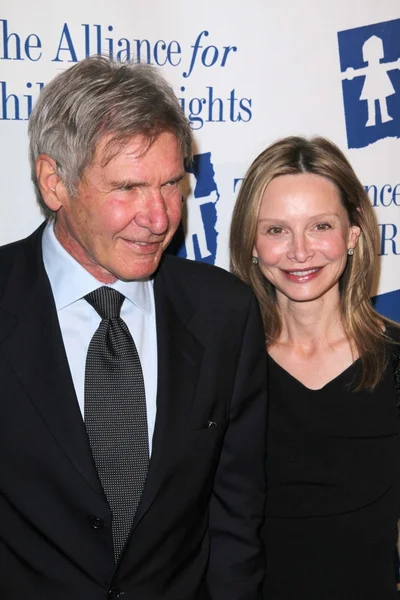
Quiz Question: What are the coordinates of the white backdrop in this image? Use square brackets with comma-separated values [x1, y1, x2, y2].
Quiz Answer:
[1, 0, 399, 319]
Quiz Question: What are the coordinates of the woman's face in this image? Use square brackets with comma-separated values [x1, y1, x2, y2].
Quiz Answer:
[253, 173, 360, 305]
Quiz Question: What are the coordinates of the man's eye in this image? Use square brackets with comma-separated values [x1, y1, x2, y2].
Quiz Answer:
[161, 180, 182, 197]
[315, 222, 331, 231]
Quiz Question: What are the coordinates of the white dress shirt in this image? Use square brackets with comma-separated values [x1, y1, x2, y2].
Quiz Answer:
[42, 221, 158, 453]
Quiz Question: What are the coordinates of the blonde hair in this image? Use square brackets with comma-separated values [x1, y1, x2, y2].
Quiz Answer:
[230, 136, 397, 390]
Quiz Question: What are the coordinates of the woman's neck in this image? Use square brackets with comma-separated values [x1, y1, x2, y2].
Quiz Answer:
[276, 290, 346, 353]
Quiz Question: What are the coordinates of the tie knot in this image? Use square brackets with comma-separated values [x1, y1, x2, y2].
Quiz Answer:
[85, 287, 125, 319]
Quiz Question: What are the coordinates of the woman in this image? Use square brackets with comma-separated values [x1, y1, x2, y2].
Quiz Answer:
[230, 136, 400, 599]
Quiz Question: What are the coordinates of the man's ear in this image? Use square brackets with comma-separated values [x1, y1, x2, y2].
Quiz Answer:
[36, 154, 67, 213]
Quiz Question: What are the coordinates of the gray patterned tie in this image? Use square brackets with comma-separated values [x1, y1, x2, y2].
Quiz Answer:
[84, 286, 149, 562]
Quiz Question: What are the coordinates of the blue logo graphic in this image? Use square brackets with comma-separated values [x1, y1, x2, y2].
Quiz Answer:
[338, 18, 400, 149]
[169, 152, 219, 264]
[372, 289, 400, 322]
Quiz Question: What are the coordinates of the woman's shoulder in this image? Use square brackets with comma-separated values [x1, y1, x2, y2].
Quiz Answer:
[383, 320, 400, 344]
[382, 322, 400, 404]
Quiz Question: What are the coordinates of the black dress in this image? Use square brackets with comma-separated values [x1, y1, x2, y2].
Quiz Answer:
[263, 352, 400, 599]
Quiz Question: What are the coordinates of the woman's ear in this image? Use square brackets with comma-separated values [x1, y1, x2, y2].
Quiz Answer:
[348, 225, 361, 251]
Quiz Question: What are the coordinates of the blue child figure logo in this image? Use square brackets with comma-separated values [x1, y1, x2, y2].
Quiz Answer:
[338, 18, 400, 149]
[183, 154, 219, 261]
[166, 152, 219, 265]
[343, 35, 400, 127]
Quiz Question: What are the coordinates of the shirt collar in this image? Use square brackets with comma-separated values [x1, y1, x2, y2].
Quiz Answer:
[42, 221, 153, 314]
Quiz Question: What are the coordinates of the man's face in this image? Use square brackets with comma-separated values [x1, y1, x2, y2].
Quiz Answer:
[51, 131, 185, 283]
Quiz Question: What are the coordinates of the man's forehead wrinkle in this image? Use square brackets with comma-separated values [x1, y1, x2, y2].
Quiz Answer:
[95, 135, 151, 169]
[97, 129, 171, 169]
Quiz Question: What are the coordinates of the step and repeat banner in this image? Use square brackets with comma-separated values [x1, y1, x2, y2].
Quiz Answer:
[0, 0, 399, 319]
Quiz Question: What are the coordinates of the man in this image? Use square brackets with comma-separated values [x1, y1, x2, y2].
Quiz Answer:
[0, 56, 267, 599]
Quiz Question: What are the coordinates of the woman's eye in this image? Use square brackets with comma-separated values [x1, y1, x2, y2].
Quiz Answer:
[267, 227, 284, 235]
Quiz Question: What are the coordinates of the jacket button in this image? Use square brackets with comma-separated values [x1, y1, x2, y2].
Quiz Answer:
[88, 516, 104, 530]
[108, 587, 121, 599]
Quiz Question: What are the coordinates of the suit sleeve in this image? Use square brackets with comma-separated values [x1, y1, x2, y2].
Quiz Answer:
[206, 292, 267, 599]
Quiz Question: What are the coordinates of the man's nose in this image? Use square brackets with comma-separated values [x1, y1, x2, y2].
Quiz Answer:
[134, 191, 170, 234]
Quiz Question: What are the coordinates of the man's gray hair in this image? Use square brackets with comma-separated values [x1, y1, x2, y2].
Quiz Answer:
[28, 55, 193, 218]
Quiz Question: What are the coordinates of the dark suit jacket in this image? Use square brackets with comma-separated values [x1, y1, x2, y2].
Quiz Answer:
[0, 225, 267, 600]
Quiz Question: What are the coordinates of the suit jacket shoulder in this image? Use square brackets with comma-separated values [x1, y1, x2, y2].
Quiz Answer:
[156, 254, 255, 315]
[0, 226, 45, 293]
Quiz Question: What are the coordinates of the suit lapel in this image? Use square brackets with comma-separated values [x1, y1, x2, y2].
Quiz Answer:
[0, 227, 103, 497]
[131, 260, 204, 528]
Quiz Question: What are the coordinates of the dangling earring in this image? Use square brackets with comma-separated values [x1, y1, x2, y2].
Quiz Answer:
[252, 256, 259, 265]
[347, 248, 354, 256]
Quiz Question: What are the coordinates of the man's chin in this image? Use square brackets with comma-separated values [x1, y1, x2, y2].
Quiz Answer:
[114, 258, 163, 282]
